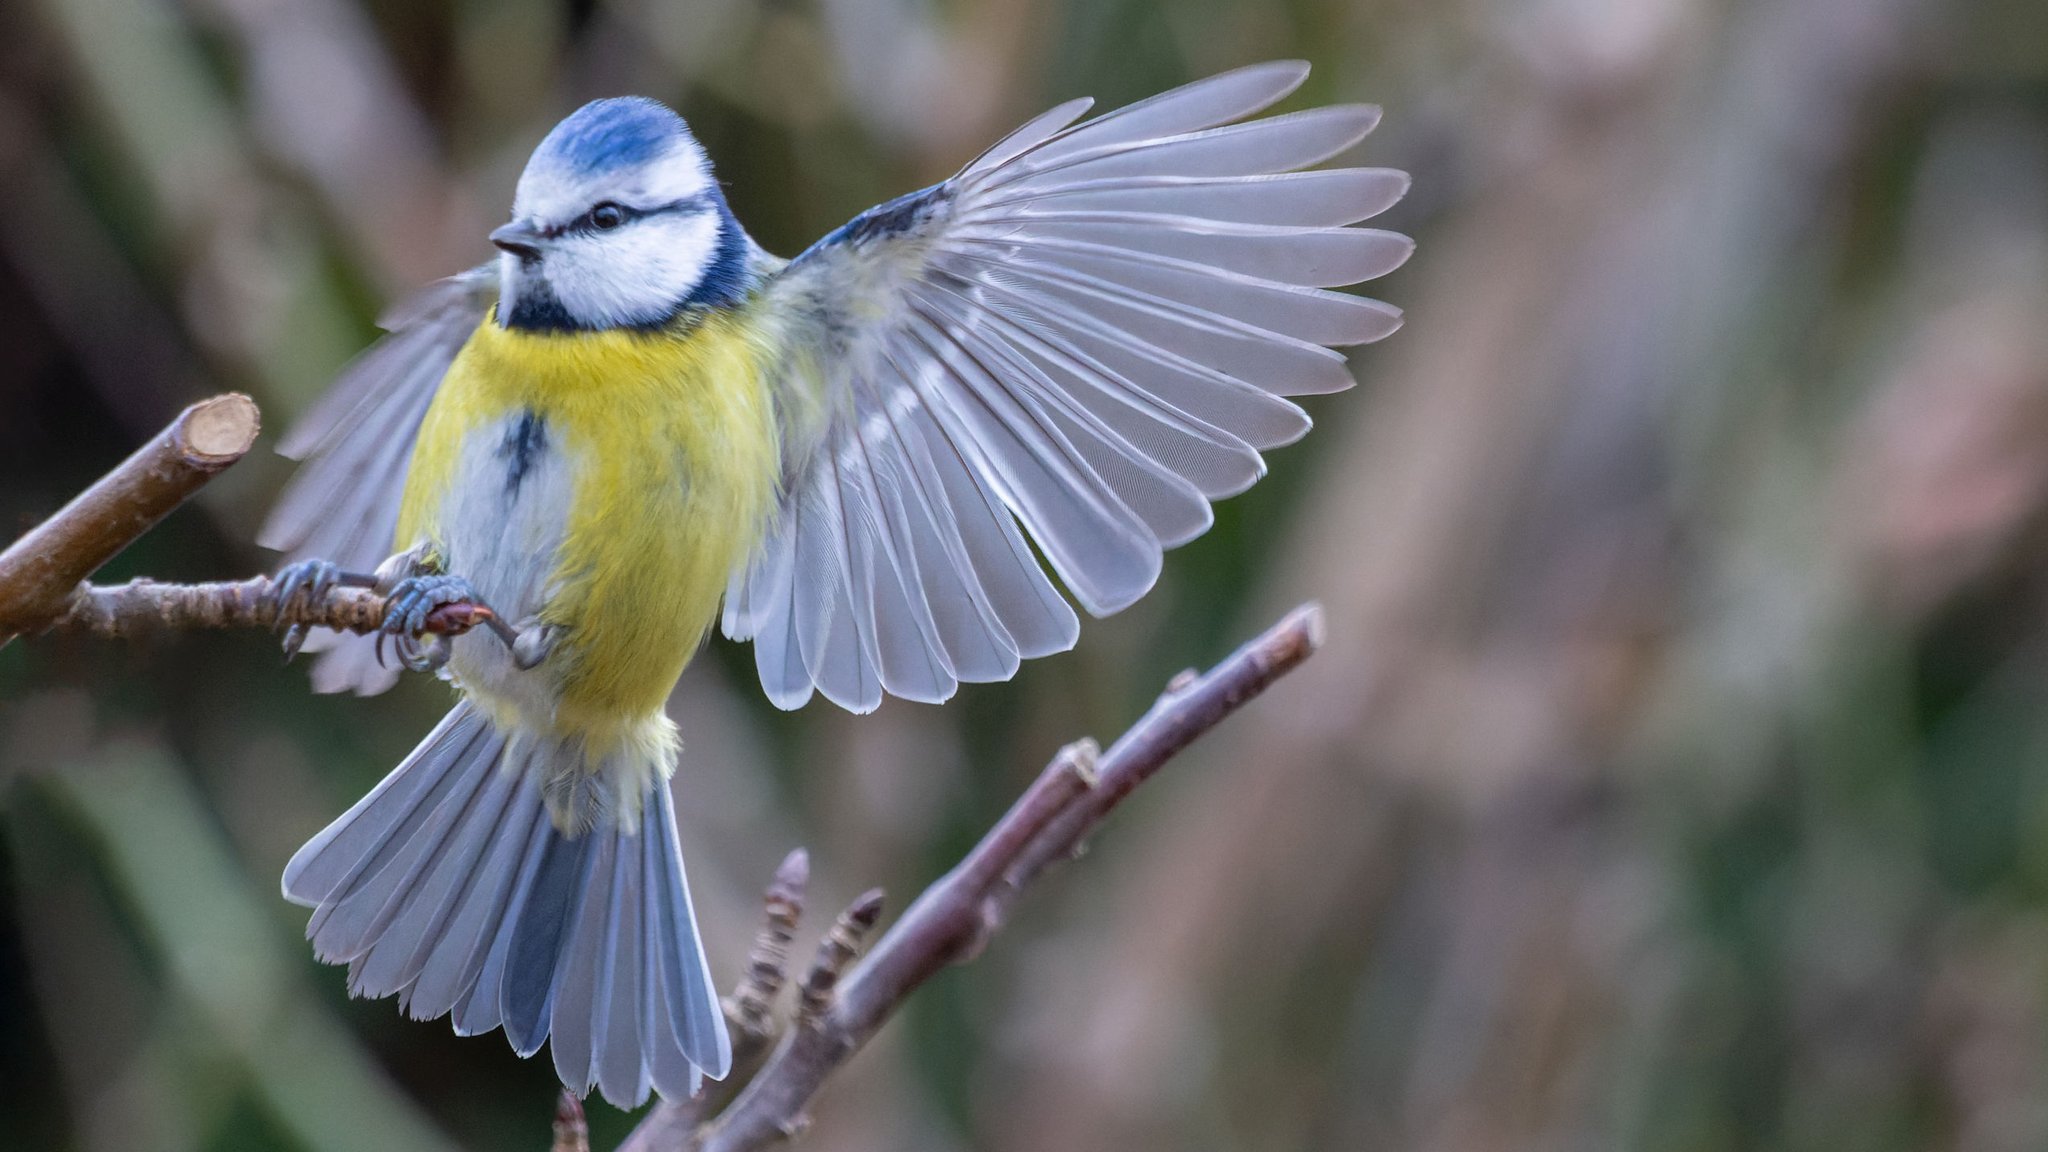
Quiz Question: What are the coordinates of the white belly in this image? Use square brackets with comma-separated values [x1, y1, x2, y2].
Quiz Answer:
[435, 408, 580, 720]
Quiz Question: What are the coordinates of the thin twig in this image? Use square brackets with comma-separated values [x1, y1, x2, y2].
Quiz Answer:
[44, 576, 494, 642]
[0, 394, 259, 641]
[553, 1091, 590, 1152]
[638, 603, 1325, 1152]
[999, 603, 1326, 907]
[796, 891, 885, 1024]
[727, 849, 812, 1054]
[0, 390, 491, 649]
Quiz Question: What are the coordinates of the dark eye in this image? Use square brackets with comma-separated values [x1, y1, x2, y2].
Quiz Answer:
[590, 202, 626, 230]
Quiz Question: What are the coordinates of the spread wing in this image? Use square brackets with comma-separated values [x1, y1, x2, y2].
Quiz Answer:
[726, 60, 1410, 712]
[259, 265, 496, 694]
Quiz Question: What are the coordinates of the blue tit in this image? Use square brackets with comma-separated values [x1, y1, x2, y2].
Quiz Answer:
[261, 61, 1410, 1108]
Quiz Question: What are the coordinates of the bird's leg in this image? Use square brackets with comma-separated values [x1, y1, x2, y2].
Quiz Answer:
[273, 558, 381, 660]
[509, 620, 557, 670]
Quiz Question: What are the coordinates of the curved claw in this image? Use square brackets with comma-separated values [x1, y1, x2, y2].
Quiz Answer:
[281, 623, 310, 663]
[273, 559, 343, 632]
[393, 633, 448, 674]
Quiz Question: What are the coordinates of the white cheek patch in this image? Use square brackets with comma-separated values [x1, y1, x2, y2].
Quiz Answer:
[542, 211, 723, 328]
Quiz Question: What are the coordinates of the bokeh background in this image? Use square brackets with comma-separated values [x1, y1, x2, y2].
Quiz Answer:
[4, 0, 2048, 1148]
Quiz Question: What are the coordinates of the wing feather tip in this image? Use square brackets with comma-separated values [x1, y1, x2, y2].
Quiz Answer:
[1357, 304, 1405, 344]
[1323, 298, 1405, 347]
[881, 676, 959, 707]
[1358, 230, 1418, 281]
[1072, 570, 1161, 622]
[1014, 639, 1077, 664]
[1204, 451, 1272, 502]
[764, 683, 816, 711]
[254, 526, 298, 554]
[1327, 104, 1385, 157]
[1234, 58, 1313, 97]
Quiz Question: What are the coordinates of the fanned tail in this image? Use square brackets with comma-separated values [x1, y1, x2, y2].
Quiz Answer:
[282, 701, 732, 1105]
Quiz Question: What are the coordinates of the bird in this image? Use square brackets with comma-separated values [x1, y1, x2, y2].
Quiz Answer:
[260, 60, 1410, 1109]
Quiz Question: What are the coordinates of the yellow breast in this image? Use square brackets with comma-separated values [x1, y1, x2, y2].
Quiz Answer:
[399, 308, 782, 734]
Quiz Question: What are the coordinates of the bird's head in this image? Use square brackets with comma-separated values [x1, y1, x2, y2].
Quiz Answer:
[492, 97, 746, 332]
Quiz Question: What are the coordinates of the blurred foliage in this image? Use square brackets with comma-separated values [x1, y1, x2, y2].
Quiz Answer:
[5, 0, 2048, 1150]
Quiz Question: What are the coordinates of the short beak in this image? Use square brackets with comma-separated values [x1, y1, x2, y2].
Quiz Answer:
[490, 220, 544, 259]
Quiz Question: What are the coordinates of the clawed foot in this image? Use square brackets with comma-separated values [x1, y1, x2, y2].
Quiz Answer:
[382, 573, 480, 638]
[273, 554, 534, 675]
[377, 574, 480, 672]
[273, 559, 377, 662]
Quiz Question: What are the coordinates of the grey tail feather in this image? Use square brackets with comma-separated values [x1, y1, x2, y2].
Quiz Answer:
[282, 701, 733, 1107]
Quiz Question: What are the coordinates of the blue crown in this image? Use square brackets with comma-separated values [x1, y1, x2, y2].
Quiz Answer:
[533, 97, 692, 177]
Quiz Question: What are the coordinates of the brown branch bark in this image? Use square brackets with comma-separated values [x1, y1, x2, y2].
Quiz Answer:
[627, 603, 1324, 1152]
[45, 577, 493, 641]
[0, 390, 492, 649]
[0, 394, 259, 641]
[553, 1092, 591, 1152]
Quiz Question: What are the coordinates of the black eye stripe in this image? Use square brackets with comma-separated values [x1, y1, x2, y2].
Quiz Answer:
[548, 193, 716, 238]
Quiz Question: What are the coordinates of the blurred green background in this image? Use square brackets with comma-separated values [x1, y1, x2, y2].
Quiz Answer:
[5, 0, 2048, 1148]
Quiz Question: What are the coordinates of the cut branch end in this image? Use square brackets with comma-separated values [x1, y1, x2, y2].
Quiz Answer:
[0, 393, 264, 638]
[180, 393, 261, 460]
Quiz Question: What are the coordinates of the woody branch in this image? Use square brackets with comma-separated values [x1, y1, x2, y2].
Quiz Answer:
[0, 393, 491, 646]
[618, 603, 1325, 1152]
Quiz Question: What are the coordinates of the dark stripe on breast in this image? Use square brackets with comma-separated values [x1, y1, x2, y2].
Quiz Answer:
[498, 409, 549, 497]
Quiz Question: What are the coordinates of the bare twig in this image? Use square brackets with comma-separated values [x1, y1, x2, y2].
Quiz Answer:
[1001, 605, 1325, 907]
[633, 603, 1324, 1152]
[0, 389, 494, 649]
[553, 1091, 590, 1152]
[0, 394, 259, 640]
[796, 891, 885, 1024]
[727, 849, 812, 1054]
[44, 576, 495, 642]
